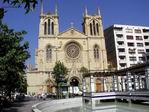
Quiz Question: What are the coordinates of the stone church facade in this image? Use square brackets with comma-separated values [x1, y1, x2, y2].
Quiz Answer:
[27, 6, 108, 95]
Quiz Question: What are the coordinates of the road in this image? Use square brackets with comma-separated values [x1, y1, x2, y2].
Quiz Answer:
[3, 98, 49, 112]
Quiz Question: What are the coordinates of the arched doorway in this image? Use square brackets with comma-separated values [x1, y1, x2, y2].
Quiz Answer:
[69, 77, 81, 95]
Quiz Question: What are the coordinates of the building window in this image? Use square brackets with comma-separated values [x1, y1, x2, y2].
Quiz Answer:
[51, 22, 54, 35]
[146, 49, 149, 52]
[93, 20, 96, 35]
[117, 41, 124, 45]
[94, 45, 99, 59]
[143, 29, 149, 33]
[128, 48, 136, 54]
[129, 56, 136, 61]
[127, 42, 134, 47]
[48, 19, 50, 34]
[144, 36, 149, 39]
[139, 57, 145, 61]
[46, 46, 52, 61]
[135, 29, 141, 33]
[118, 48, 125, 52]
[145, 42, 149, 46]
[96, 23, 99, 35]
[120, 63, 126, 67]
[44, 22, 47, 35]
[126, 35, 133, 40]
[147, 56, 149, 60]
[119, 56, 126, 60]
[114, 27, 123, 31]
[137, 43, 144, 47]
[126, 28, 133, 33]
[138, 49, 145, 54]
[136, 36, 143, 40]
[90, 23, 93, 35]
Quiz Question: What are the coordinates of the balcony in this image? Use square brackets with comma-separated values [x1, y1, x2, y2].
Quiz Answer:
[119, 59, 126, 63]
[116, 37, 124, 41]
[117, 44, 125, 48]
[143, 29, 149, 35]
[118, 52, 126, 56]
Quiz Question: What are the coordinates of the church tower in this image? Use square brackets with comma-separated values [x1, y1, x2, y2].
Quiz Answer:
[39, 2, 59, 37]
[82, 8, 103, 37]
[36, 1, 59, 70]
[82, 7, 107, 70]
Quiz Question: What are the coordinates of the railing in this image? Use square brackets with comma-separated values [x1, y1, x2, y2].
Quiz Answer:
[83, 91, 149, 101]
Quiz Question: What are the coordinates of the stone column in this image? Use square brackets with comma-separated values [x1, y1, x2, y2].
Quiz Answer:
[127, 72, 132, 91]
[90, 75, 95, 93]
[145, 67, 149, 89]
[121, 76, 124, 91]
[134, 75, 139, 90]
[103, 78, 107, 92]
[113, 75, 118, 91]
[82, 78, 86, 96]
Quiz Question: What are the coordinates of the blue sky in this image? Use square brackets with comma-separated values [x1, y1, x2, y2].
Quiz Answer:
[1, 0, 149, 65]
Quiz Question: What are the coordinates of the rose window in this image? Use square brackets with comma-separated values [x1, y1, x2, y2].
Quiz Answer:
[66, 43, 80, 59]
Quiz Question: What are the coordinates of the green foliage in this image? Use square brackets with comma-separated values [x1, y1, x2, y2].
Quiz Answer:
[0, 23, 30, 97]
[52, 61, 68, 84]
[52, 61, 68, 98]
[2, 0, 38, 13]
[79, 66, 89, 76]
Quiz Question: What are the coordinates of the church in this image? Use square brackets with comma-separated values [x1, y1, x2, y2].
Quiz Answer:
[27, 3, 108, 95]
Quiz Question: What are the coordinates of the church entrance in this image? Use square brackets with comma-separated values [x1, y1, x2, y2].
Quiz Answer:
[69, 77, 81, 95]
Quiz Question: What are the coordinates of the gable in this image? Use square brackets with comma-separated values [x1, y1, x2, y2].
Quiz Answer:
[58, 28, 87, 38]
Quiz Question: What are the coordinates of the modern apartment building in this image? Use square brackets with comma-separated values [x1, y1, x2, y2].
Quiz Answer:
[104, 24, 149, 70]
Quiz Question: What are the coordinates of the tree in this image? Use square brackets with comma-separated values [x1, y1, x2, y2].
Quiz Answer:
[0, 0, 38, 21]
[2, 0, 38, 13]
[79, 66, 89, 76]
[52, 61, 68, 98]
[0, 24, 30, 100]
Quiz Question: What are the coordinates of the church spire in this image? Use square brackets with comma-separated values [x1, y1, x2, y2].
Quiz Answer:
[84, 6, 88, 16]
[40, 0, 43, 14]
[97, 7, 101, 16]
[55, 4, 58, 15]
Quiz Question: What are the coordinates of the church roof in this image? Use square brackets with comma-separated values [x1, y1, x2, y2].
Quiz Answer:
[58, 27, 87, 38]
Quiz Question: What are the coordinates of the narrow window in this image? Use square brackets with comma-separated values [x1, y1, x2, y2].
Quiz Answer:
[96, 23, 99, 35]
[51, 22, 54, 35]
[48, 19, 50, 34]
[46, 46, 52, 60]
[44, 22, 47, 35]
[90, 23, 93, 35]
[94, 45, 99, 59]
[93, 20, 96, 35]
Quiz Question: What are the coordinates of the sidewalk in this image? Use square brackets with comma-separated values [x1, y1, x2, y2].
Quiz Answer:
[2, 97, 45, 112]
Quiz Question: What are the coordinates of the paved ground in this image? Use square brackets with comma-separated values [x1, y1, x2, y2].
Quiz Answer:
[2, 98, 49, 112]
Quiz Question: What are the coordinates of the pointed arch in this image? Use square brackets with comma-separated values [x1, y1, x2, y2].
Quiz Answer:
[93, 20, 96, 35]
[48, 19, 51, 34]
[96, 23, 99, 35]
[51, 22, 54, 35]
[46, 45, 52, 61]
[94, 45, 99, 59]
[90, 23, 93, 35]
[44, 22, 47, 35]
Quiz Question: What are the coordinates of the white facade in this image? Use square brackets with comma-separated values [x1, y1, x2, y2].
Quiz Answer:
[105, 24, 149, 70]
